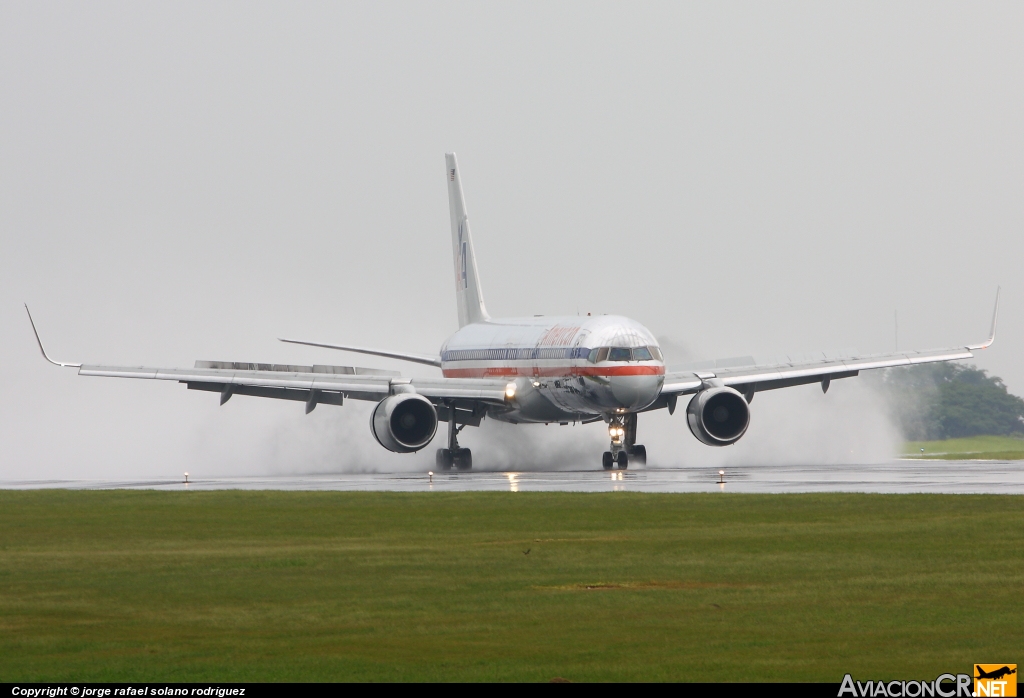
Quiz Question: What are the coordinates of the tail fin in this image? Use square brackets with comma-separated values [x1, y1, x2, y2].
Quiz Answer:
[445, 153, 490, 327]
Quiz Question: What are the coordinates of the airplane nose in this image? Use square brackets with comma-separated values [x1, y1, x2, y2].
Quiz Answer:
[608, 374, 663, 410]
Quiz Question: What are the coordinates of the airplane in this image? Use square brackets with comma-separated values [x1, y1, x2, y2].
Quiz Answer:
[26, 153, 1000, 471]
[975, 666, 1016, 681]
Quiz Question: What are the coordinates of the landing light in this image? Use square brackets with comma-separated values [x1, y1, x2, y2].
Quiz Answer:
[505, 382, 517, 399]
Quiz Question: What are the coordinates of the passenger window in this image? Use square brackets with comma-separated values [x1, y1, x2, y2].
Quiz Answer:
[632, 347, 653, 361]
[608, 347, 632, 362]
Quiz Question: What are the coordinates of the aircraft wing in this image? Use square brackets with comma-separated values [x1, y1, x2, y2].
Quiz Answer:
[76, 362, 510, 406]
[660, 346, 974, 400]
[660, 289, 999, 401]
[26, 305, 509, 408]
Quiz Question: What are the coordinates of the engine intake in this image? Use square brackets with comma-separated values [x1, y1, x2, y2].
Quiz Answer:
[686, 387, 750, 446]
[370, 393, 438, 453]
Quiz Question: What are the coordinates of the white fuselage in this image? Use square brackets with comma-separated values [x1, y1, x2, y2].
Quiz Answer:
[440, 315, 665, 423]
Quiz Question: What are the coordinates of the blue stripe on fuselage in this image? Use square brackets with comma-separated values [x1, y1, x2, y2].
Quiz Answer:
[441, 347, 590, 362]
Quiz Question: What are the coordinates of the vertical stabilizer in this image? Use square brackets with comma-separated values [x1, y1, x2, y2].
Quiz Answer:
[445, 153, 490, 327]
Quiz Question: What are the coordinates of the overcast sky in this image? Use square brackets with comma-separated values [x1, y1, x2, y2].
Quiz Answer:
[2, 2, 1021, 479]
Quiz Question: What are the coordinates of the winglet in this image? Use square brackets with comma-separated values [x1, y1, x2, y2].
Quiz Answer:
[24, 305, 82, 368]
[966, 287, 1000, 350]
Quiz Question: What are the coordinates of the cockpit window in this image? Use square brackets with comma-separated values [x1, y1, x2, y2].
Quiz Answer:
[587, 346, 662, 362]
[607, 347, 632, 362]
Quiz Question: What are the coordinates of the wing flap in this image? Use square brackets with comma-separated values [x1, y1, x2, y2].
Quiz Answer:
[186, 382, 347, 406]
[79, 365, 394, 394]
[405, 377, 507, 401]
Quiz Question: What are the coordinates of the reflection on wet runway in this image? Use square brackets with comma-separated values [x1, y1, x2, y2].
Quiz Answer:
[4, 460, 1024, 494]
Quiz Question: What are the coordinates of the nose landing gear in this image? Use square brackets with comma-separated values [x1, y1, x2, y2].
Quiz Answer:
[436, 408, 472, 471]
[603, 413, 646, 470]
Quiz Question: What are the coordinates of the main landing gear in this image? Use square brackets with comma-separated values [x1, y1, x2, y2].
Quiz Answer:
[436, 410, 472, 471]
[602, 413, 646, 470]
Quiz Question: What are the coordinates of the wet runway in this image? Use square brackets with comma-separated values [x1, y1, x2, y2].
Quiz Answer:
[4, 460, 1024, 494]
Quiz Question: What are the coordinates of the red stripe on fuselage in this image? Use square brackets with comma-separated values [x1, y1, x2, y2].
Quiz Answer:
[441, 365, 666, 378]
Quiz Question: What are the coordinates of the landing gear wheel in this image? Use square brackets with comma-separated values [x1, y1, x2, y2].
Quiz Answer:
[616, 451, 628, 469]
[602, 451, 614, 470]
[436, 448, 453, 471]
[454, 448, 473, 471]
[630, 445, 647, 465]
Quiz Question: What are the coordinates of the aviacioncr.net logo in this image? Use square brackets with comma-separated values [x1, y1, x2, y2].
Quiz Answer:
[839, 674, 973, 697]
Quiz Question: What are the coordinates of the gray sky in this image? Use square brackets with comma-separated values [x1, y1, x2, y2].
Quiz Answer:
[2, 2, 1021, 479]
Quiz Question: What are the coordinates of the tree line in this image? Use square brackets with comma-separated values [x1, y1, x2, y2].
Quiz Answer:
[869, 363, 1024, 440]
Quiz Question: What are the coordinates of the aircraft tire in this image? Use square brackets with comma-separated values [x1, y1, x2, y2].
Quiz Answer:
[454, 448, 473, 471]
[436, 448, 453, 471]
[631, 445, 647, 465]
[616, 451, 628, 469]
[602, 452, 614, 470]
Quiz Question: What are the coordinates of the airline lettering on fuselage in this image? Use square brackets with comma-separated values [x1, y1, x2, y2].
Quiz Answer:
[538, 325, 580, 346]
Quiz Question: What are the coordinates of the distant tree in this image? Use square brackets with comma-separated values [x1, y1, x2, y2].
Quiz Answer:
[871, 363, 1024, 440]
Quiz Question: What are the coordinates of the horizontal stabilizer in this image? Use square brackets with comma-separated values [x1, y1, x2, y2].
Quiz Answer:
[278, 338, 442, 367]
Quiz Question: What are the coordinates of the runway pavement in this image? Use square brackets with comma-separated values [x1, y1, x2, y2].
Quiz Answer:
[4, 460, 1024, 494]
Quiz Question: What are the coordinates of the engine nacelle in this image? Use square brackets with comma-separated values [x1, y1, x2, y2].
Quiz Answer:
[686, 387, 750, 446]
[370, 393, 438, 453]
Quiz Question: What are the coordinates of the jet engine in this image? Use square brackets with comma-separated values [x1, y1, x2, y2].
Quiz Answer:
[686, 387, 750, 446]
[370, 393, 438, 453]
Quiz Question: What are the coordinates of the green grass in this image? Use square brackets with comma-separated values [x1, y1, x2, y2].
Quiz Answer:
[902, 435, 1024, 460]
[1, 491, 1022, 682]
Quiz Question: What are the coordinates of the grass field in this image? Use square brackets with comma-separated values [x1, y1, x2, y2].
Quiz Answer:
[902, 435, 1024, 460]
[1, 491, 1022, 682]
